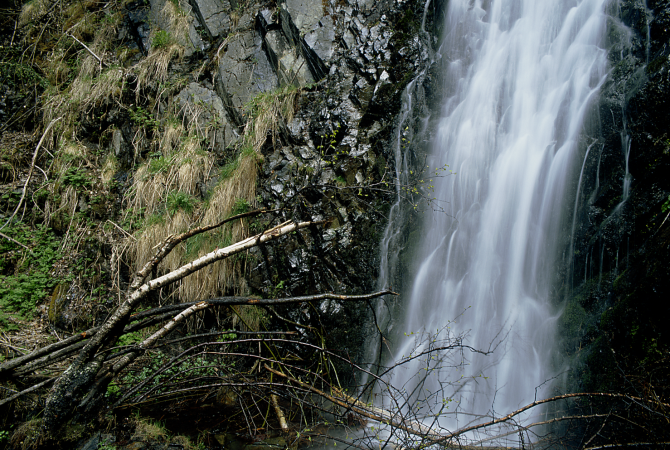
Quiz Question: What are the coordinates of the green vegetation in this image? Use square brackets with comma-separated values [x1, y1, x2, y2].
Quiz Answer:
[61, 167, 91, 188]
[117, 352, 220, 396]
[0, 46, 49, 91]
[130, 107, 160, 130]
[148, 155, 171, 174]
[219, 158, 240, 179]
[166, 191, 196, 215]
[230, 197, 251, 216]
[152, 30, 172, 49]
[0, 223, 63, 330]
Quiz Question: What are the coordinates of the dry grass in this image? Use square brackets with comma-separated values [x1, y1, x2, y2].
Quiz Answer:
[9, 418, 43, 450]
[52, 140, 87, 174]
[89, 67, 125, 106]
[160, 120, 185, 153]
[177, 151, 259, 300]
[43, 53, 123, 138]
[132, 416, 170, 442]
[44, 48, 71, 86]
[158, 0, 191, 44]
[131, 210, 192, 273]
[101, 153, 119, 185]
[135, 39, 185, 100]
[231, 304, 267, 331]
[243, 85, 300, 152]
[170, 85, 299, 301]
[203, 152, 259, 227]
[128, 134, 213, 216]
[128, 131, 214, 275]
[18, 0, 49, 26]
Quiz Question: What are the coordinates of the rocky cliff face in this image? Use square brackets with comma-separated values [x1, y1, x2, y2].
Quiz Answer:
[0, 0, 442, 365]
[560, 0, 670, 403]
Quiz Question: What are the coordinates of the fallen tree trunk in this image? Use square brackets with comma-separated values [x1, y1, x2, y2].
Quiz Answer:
[40, 219, 324, 433]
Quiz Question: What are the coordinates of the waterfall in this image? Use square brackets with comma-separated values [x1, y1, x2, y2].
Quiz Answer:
[386, 0, 610, 434]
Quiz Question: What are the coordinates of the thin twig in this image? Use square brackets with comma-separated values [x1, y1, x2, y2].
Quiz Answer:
[0, 377, 56, 407]
[0, 117, 61, 231]
[105, 220, 136, 240]
[0, 231, 34, 254]
[66, 33, 107, 68]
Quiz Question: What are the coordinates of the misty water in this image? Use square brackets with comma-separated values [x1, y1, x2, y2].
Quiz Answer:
[379, 0, 611, 440]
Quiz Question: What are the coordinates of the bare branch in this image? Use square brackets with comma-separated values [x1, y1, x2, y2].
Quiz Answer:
[66, 33, 107, 68]
[0, 117, 61, 231]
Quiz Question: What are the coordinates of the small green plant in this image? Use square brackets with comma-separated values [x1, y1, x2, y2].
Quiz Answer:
[148, 155, 171, 174]
[0, 46, 49, 91]
[0, 430, 9, 442]
[230, 197, 251, 216]
[0, 223, 63, 330]
[219, 158, 240, 179]
[152, 30, 172, 49]
[130, 107, 160, 130]
[62, 167, 91, 188]
[662, 195, 670, 213]
[166, 191, 196, 215]
[106, 381, 120, 399]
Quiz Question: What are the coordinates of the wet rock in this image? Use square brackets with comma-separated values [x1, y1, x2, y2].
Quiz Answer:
[283, 0, 325, 35]
[126, 2, 151, 53]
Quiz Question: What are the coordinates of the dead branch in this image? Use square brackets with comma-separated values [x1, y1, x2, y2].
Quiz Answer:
[0, 231, 34, 254]
[271, 394, 289, 430]
[66, 33, 107, 68]
[0, 325, 99, 375]
[0, 117, 61, 231]
[585, 443, 670, 449]
[129, 208, 276, 291]
[264, 364, 440, 439]
[108, 301, 212, 377]
[432, 392, 670, 445]
[0, 377, 56, 407]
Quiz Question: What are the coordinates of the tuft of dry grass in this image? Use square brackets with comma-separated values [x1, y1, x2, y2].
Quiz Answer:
[132, 416, 170, 442]
[43, 54, 124, 139]
[243, 85, 300, 153]
[18, 0, 49, 26]
[131, 210, 192, 273]
[128, 134, 213, 216]
[158, 0, 191, 44]
[135, 37, 185, 100]
[89, 67, 126, 106]
[9, 418, 43, 450]
[101, 153, 119, 185]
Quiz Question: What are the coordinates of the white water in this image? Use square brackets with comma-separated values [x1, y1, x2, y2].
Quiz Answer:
[387, 0, 610, 435]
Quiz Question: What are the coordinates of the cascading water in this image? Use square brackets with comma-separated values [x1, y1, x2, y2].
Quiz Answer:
[385, 0, 610, 435]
